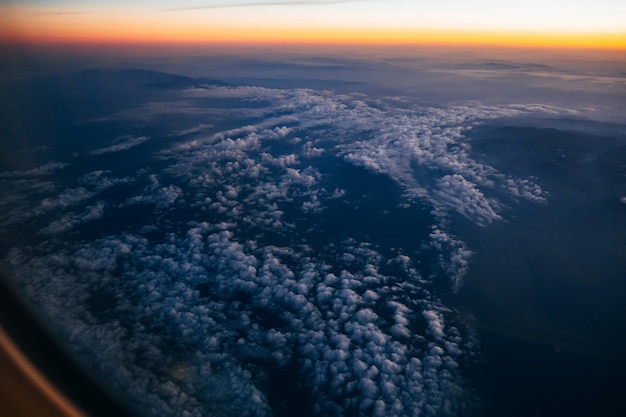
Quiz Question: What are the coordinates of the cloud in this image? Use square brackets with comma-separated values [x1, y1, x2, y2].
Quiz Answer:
[89, 135, 150, 155]
[78, 170, 135, 192]
[39, 202, 106, 235]
[172, 123, 213, 136]
[7, 219, 479, 416]
[0, 179, 56, 231]
[0, 168, 138, 233]
[124, 184, 183, 209]
[0, 162, 68, 178]
[302, 141, 325, 158]
[1, 76, 570, 417]
[433, 174, 501, 225]
[38, 187, 95, 211]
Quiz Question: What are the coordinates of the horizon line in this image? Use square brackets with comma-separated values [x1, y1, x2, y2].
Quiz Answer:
[2, 36, 625, 51]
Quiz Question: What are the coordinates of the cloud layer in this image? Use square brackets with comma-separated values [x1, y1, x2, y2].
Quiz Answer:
[0, 79, 562, 417]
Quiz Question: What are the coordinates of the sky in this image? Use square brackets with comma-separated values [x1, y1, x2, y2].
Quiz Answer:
[1, 1, 626, 48]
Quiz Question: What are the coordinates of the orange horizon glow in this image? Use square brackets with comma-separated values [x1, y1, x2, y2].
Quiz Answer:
[3, 30, 626, 51]
[2, 5, 625, 51]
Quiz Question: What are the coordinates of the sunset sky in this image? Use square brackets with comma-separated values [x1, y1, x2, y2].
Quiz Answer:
[1, 0, 626, 48]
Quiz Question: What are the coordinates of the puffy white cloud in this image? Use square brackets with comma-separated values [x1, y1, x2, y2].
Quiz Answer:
[426, 228, 473, 292]
[434, 174, 501, 225]
[260, 152, 299, 168]
[124, 177, 183, 209]
[423, 310, 446, 340]
[504, 177, 547, 203]
[6, 219, 479, 416]
[302, 141, 325, 158]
